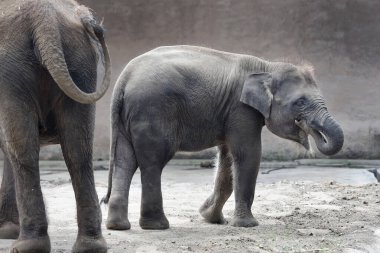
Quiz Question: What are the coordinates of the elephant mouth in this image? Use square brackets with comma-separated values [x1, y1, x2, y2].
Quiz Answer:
[310, 128, 328, 143]
[297, 129, 310, 150]
[295, 119, 327, 151]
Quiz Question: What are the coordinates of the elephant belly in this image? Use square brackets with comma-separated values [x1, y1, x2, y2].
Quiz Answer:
[178, 126, 224, 152]
[178, 141, 221, 152]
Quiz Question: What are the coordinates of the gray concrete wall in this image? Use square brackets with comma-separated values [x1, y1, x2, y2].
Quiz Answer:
[38, 0, 380, 160]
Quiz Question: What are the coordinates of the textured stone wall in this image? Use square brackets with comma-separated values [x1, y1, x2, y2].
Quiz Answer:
[38, 0, 380, 160]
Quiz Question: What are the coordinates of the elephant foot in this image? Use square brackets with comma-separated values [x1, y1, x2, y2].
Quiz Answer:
[72, 235, 107, 253]
[139, 214, 169, 230]
[0, 222, 19, 239]
[10, 235, 50, 253]
[231, 216, 259, 227]
[106, 218, 130, 231]
[199, 197, 227, 224]
[106, 201, 130, 230]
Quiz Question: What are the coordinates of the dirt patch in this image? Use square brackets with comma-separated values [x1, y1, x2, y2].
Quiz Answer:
[103, 178, 380, 253]
[1, 168, 379, 252]
[113, 181, 380, 252]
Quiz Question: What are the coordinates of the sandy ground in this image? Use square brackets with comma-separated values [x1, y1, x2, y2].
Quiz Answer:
[0, 162, 380, 253]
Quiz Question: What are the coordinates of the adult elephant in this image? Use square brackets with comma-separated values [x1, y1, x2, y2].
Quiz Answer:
[103, 45, 344, 231]
[0, 0, 111, 252]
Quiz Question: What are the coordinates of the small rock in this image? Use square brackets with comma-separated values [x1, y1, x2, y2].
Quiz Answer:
[94, 165, 108, 171]
[179, 246, 192, 251]
[297, 229, 331, 236]
[200, 161, 214, 168]
[363, 201, 368, 205]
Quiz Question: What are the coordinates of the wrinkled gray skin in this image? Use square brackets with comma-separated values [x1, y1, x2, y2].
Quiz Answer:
[0, 0, 111, 252]
[103, 45, 344, 231]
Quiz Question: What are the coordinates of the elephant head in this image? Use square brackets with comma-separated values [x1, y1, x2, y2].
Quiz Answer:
[240, 64, 344, 156]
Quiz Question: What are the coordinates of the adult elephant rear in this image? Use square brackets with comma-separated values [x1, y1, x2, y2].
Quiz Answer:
[34, 3, 111, 103]
[0, 1, 110, 252]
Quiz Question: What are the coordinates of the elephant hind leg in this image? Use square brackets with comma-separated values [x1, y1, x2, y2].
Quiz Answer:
[131, 120, 176, 230]
[56, 104, 106, 253]
[0, 157, 19, 239]
[0, 109, 50, 253]
[199, 144, 233, 224]
[106, 132, 138, 231]
[139, 161, 171, 230]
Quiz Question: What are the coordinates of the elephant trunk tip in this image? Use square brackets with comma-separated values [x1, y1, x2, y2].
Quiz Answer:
[313, 118, 344, 156]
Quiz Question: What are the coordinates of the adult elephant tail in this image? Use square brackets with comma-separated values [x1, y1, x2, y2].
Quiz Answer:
[33, 5, 111, 104]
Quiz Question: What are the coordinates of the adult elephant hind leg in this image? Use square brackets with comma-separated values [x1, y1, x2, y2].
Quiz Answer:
[106, 133, 137, 231]
[0, 157, 20, 239]
[56, 105, 106, 253]
[199, 145, 233, 224]
[0, 111, 50, 253]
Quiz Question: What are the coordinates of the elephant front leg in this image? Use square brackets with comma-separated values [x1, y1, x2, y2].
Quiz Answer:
[227, 118, 263, 227]
[230, 143, 261, 227]
[230, 158, 260, 227]
[0, 157, 20, 239]
[199, 145, 233, 224]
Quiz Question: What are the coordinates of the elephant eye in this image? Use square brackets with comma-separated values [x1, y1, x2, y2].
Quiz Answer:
[293, 97, 306, 107]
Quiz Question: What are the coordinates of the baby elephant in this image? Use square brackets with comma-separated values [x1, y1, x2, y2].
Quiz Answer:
[103, 45, 344, 230]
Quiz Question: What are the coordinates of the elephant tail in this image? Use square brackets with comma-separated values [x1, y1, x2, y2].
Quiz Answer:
[33, 4, 111, 104]
[101, 90, 124, 205]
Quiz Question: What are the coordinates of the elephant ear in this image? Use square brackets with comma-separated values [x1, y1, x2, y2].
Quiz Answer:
[240, 73, 273, 119]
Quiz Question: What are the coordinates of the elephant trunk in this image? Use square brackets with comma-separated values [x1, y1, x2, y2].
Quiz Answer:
[33, 6, 111, 104]
[308, 113, 344, 156]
